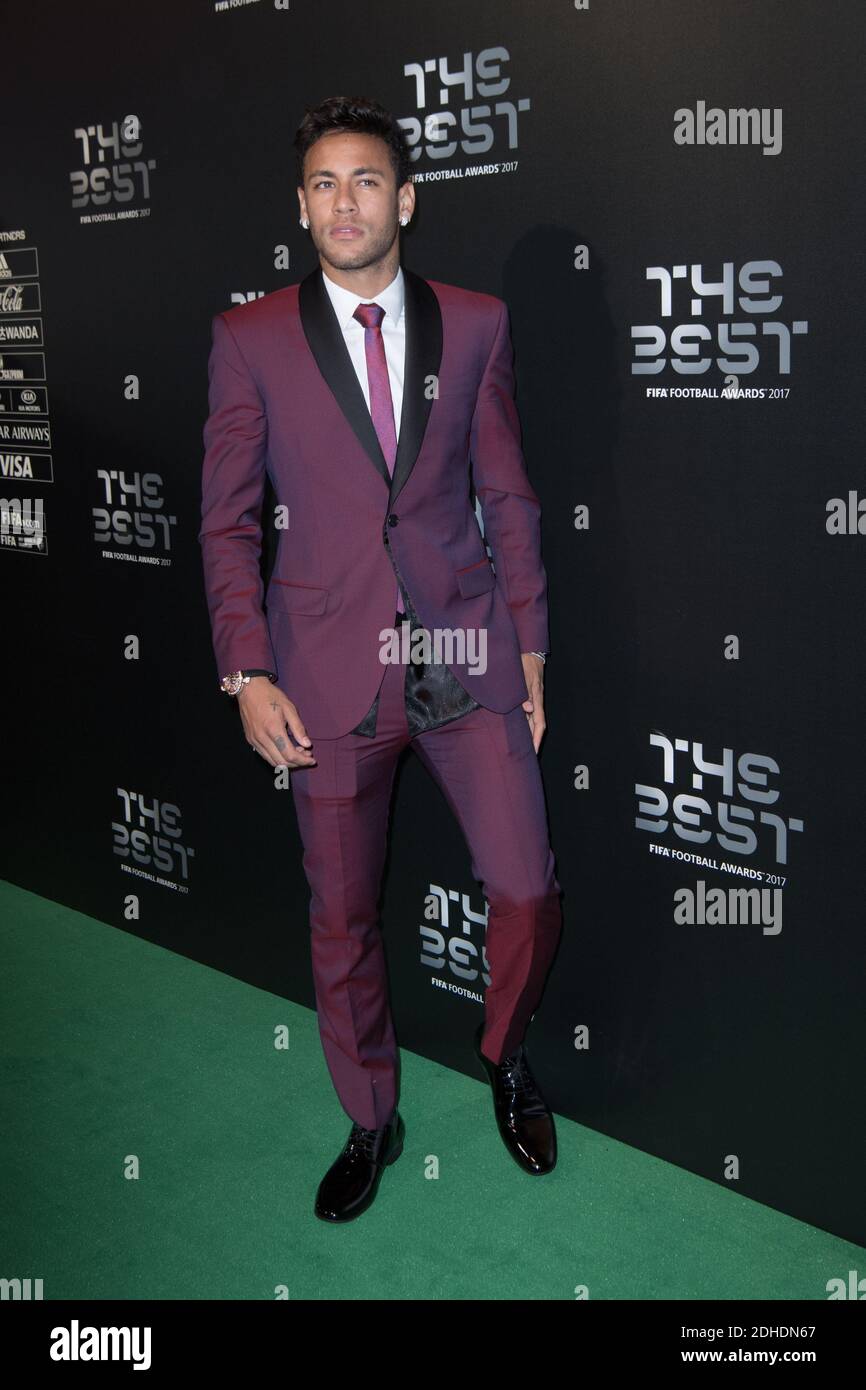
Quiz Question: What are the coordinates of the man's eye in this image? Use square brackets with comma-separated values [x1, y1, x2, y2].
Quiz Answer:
[314, 179, 376, 189]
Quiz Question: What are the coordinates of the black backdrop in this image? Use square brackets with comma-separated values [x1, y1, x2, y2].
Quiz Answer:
[3, 0, 864, 1248]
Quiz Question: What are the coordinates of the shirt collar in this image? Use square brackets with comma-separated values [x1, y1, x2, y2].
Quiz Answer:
[320, 263, 405, 331]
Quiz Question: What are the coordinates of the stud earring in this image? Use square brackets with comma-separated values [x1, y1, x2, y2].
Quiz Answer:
[300, 218, 309, 229]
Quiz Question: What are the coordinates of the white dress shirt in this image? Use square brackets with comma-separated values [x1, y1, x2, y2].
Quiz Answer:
[320, 264, 405, 440]
[320, 264, 406, 615]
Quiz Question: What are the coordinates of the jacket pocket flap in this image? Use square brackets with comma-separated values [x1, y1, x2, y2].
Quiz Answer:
[455, 558, 496, 599]
[266, 580, 329, 615]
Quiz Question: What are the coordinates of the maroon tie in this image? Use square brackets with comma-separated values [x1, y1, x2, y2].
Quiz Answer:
[353, 301, 403, 615]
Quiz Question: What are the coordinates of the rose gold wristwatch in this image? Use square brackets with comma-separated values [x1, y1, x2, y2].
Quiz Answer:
[220, 669, 276, 696]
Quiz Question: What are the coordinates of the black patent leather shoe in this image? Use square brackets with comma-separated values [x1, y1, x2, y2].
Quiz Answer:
[314, 1110, 405, 1222]
[473, 1022, 556, 1174]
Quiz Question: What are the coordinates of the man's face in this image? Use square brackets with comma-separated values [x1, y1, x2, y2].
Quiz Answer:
[298, 131, 412, 273]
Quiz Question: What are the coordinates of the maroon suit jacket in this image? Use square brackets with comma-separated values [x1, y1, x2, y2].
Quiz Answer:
[199, 264, 549, 738]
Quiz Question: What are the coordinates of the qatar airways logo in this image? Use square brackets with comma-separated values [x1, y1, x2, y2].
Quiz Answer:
[399, 47, 530, 172]
[632, 259, 808, 378]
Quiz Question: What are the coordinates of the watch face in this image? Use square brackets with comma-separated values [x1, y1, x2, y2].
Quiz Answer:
[221, 671, 243, 694]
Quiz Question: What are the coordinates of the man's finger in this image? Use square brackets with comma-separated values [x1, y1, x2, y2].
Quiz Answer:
[269, 724, 316, 767]
[284, 703, 313, 749]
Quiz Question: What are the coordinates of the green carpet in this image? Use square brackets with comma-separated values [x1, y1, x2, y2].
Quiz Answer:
[1, 878, 862, 1300]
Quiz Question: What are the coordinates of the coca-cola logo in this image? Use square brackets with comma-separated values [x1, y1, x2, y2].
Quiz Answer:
[0, 284, 24, 311]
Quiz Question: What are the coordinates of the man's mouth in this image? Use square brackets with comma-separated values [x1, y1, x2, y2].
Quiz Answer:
[331, 225, 363, 238]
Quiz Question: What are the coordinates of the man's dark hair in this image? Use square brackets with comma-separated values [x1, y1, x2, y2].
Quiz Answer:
[294, 95, 414, 191]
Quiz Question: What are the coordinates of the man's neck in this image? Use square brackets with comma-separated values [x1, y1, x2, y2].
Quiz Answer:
[320, 258, 400, 300]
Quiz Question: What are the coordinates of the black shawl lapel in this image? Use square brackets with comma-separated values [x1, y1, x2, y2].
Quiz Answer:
[297, 263, 443, 508]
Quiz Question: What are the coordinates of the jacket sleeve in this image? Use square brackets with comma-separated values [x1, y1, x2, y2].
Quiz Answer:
[469, 299, 550, 655]
[198, 311, 277, 683]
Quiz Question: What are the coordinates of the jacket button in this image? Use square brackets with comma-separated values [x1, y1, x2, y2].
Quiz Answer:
[387, 513, 399, 526]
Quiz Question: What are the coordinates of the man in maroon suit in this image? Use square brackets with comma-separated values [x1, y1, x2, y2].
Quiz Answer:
[199, 95, 563, 1223]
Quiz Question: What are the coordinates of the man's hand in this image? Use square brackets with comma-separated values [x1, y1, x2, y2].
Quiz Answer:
[521, 653, 546, 754]
[237, 677, 317, 769]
